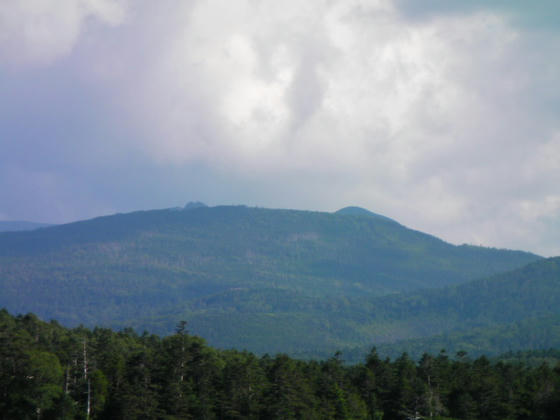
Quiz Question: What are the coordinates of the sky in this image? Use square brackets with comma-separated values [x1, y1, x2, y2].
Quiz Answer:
[1, 0, 559, 256]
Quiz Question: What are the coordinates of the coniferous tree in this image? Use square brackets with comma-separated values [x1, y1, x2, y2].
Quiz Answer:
[2, 310, 560, 419]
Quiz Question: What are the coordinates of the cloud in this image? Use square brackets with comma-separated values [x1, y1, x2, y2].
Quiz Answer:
[0, 0, 127, 66]
[0, 0, 559, 256]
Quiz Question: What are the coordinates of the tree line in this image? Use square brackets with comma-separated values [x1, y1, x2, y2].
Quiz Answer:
[1, 309, 559, 419]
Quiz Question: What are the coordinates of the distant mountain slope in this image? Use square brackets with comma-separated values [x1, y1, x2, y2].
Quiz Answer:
[345, 257, 560, 341]
[0, 205, 542, 355]
[316, 314, 560, 363]
[378, 314, 560, 361]
[0, 221, 51, 232]
[0, 205, 539, 291]
[132, 257, 557, 355]
[287, 257, 560, 360]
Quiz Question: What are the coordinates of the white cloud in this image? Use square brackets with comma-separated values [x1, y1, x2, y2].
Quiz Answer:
[0, 0, 127, 66]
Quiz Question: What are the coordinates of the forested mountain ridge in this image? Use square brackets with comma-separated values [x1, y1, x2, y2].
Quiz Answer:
[157, 257, 560, 357]
[2, 309, 559, 420]
[0, 206, 539, 322]
[0, 204, 544, 357]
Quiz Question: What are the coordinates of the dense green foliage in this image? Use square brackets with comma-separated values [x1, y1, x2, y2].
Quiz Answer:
[2, 309, 560, 420]
[0, 206, 540, 356]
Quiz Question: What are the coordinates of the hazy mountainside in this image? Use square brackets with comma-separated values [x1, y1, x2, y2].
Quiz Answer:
[369, 314, 560, 362]
[152, 257, 560, 356]
[0, 220, 51, 232]
[0, 204, 543, 356]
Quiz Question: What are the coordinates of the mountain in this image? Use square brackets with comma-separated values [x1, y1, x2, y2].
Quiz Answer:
[184, 201, 208, 210]
[335, 206, 396, 223]
[370, 313, 560, 361]
[0, 205, 541, 355]
[154, 257, 560, 356]
[0, 220, 51, 232]
[295, 257, 560, 361]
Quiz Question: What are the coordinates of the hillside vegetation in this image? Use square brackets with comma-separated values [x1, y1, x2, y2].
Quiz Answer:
[168, 257, 560, 357]
[0, 205, 544, 356]
[2, 309, 560, 420]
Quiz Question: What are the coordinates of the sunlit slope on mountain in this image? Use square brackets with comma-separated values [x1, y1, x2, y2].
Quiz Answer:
[0, 205, 539, 341]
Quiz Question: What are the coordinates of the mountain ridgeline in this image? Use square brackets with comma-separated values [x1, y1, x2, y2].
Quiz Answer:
[294, 257, 560, 361]
[0, 204, 546, 357]
[0, 220, 52, 232]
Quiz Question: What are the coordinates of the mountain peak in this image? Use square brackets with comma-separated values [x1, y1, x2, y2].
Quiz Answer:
[335, 206, 396, 223]
[184, 201, 208, 210]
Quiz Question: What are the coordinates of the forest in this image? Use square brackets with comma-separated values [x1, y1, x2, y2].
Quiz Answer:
[1, 309, 559, 420]
[0, 205, 543, 358]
